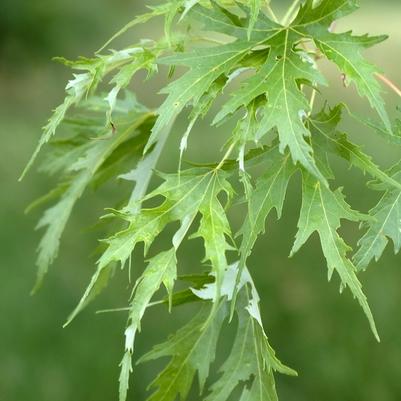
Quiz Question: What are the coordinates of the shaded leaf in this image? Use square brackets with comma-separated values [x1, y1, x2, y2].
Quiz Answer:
[139, 303, 227, 401]
[291, 173, 379, 341]
[119, 248, 177, 401]
[354, 163, 401, 270]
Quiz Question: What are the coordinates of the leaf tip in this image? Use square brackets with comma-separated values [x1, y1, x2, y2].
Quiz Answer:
[30, 271, 45, 296]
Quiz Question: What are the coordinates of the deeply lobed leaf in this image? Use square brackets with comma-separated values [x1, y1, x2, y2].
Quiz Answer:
[24, 1, 401, 401]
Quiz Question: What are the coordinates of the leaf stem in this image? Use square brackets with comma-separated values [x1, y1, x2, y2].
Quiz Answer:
[96, 299, 165, 315]
[96, 307, 130, 314]
[215, 142, 236, 170]
[308, 88, 317, 115]
[375, 73, 401, 98]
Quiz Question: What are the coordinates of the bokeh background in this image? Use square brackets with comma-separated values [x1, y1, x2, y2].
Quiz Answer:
[1, 1, 401, 400]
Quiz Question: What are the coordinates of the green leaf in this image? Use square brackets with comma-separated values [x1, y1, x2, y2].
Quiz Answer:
[248, 0, 263, 39]
[205, 276, 296, 401]
[294, 0, 391, 134]
[316, 33, 389, 132]
[21, 48, 157, 180]
[146, 40, 259, 152]
[97, 3, 177, 53]
[354, 163, 401, 270]
[20, 96, 75, 180]
[294, 0, 358, 27]
[119, 248, 177, 401]
[20, 58, 107, 179]
[345, 105, 401, 146]
[157, 273, 215, 308]
[179, 76, 228, 164]
[214, 30, 327, 182]
[239, 149, 296, 260]
[233, 149, 296, 308]
[192, 172, 234, 298]
[145, 2, 281, 152]
[310, 105, 401, 191]
[31, 104, 152, 292]
[25, 2, 400, 401]
[188, 3, 251, 39]
[119, 352, 133, 401]
[105, 49, 158, 124]
[182, 0, 201, 18]
[138, 302, 227, 401]
[291, 173, 379, 341]
[67, 169, 233, 323]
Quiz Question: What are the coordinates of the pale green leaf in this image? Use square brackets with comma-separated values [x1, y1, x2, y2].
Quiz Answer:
[119, 352, 133, 401]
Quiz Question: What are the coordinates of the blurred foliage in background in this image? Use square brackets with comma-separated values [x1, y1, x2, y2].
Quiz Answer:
[1, 1, 400, 400]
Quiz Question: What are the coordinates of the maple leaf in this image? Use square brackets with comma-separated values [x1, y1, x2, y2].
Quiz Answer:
[145, 2, 281, 152]
[354, 163, 401, 270]
[291, 173, 379, 341]
[20, 45, 162, 180]
[203, 268, 296, 401]
[294, 0, 391, 133]
[28, 97, 153, 292]
[105, 48, 158, 125]
[210, 14, 328, 181]
[248, 0, 263, 39]
[231, 148, 296, 308]
[146, 41, 258, 152]
[97, 2, 181, 53]
[66, 168, 234, 324]
[179, 76, 228, 165]
[119, 248, 177, 401]
[309, 105, 401, 190]
[23, 2, 401, 401]
[138, 302, 227, 401]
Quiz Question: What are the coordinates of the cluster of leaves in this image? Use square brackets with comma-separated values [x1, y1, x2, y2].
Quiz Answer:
[23, 1, 401, 400]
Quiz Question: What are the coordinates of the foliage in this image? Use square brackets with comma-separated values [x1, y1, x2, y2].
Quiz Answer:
[23, 1, 401, 400]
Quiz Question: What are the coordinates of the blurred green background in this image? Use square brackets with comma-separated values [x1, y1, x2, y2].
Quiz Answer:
[1, 1, 401, 400]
